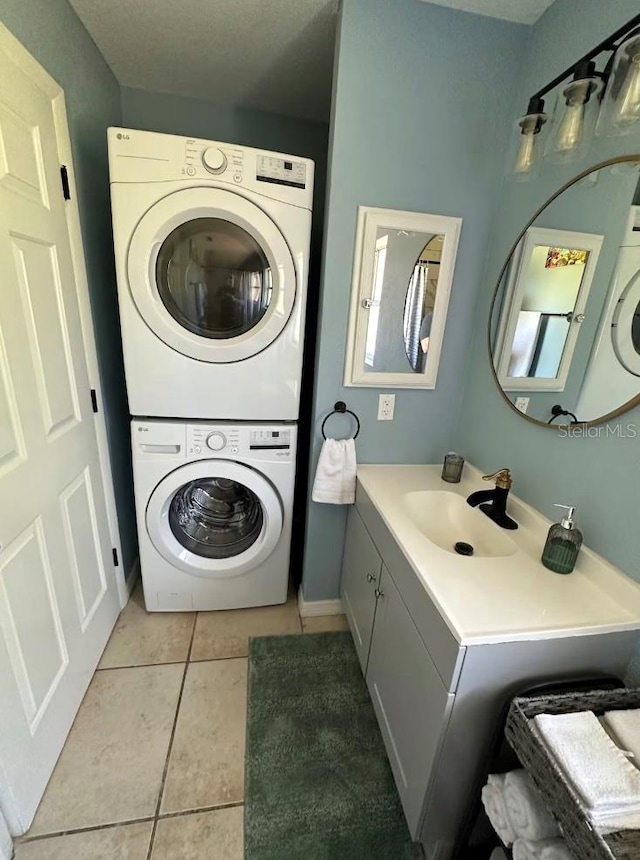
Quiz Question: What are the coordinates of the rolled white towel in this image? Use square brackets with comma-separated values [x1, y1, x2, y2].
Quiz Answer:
[504, 769, 560, 841]
[481, 773, 516, 847]
[513, 837, 575, 860]
[596, 809, 640, 833]
[534, 711, 640, 816]
[603, 709, 640, 764]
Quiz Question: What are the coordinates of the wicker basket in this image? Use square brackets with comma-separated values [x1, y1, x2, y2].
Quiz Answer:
[505, 688, 640, 860]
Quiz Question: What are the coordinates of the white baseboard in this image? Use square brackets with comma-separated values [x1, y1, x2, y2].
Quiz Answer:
[297, 587, 344, 617]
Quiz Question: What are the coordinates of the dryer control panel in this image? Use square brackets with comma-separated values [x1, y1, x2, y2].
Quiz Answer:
[108, 127, 314, 210]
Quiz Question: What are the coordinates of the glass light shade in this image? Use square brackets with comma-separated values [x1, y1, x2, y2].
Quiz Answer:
[546, 76, 603, 163]
[509, 112, 547, 181]
[596, 33, 640, 137]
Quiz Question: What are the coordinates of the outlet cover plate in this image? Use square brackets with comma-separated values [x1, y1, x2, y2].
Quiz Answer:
[378, 394, 395, 420]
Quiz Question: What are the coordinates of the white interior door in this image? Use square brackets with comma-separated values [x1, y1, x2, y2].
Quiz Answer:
[0, 27, 121, 833]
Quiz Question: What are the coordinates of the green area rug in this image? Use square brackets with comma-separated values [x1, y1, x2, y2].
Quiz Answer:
[245, 631, 421, 859]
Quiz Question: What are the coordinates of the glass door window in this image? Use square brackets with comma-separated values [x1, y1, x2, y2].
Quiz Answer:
[169, 476, 264, 559]
[156, 218, 273, 339]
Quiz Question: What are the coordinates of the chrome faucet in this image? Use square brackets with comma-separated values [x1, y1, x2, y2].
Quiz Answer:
[466, 468, 518, 530]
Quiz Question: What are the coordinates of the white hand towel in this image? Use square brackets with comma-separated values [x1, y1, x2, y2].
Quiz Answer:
[534, 711, 640, 817]
[603, 709, 640, 764]
[311, 438, 356, 505]
[504, 769, 560, 841]
[513, 838, 574, 860]
[481, 773, 516, 847]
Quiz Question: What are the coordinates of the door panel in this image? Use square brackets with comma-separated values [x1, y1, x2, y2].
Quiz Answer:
[0, 519, 68, 728]
[59, 468, 108, 631]
[340, 507, 381, 672]
[0, 100, 48, 207]
[366, 566, 452, 837]
[0, 32, 120, 832]
[12, 237, 80, 436]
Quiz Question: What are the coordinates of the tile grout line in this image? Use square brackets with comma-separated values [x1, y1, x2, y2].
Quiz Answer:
[145, 611, 199, 860]
[18, 815, 157, 844]
[97, 652, 246, 672]
[18, 800, 247, 845]
[157, 800, 245, 821]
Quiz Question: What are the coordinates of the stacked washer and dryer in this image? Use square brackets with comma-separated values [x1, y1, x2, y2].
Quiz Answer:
[108, 128, 314, 611]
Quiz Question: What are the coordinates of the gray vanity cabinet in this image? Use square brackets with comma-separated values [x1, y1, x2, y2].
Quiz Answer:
[341, 483, 639, 860]
[366, 565, 453, 837]
[340, 507, 382, 671]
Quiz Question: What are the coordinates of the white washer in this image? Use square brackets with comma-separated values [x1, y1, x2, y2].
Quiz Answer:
[132, 419, 296, 611]
[109, 127, 314, 420]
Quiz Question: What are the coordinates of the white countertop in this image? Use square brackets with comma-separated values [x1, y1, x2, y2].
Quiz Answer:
[357, 463, 640, 646]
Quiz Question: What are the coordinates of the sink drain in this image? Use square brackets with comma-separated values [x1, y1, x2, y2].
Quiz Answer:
[454, 541, 474, 556]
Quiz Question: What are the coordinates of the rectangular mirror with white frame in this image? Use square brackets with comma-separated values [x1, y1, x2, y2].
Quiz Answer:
[344, 206, 462, 388]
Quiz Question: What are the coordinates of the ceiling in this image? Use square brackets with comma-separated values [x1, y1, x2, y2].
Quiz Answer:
[70, 0, 553, 125]
[417, 0, 555, 25]
[69, 0, 339, 123]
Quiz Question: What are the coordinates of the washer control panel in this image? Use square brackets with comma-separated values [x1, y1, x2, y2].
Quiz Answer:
[249, 428, 291, 450]
[188, 426, 240, 455]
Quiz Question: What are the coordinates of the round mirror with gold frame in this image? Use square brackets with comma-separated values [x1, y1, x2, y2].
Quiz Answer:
[489, 155, 640, 428]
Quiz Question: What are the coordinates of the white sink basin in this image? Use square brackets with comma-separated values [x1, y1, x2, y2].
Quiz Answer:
[402, 490, 518, 558]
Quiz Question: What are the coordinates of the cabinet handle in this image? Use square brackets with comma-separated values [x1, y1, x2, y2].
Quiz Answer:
[374, 588, 384, 599]
[366, 573, 376, 583]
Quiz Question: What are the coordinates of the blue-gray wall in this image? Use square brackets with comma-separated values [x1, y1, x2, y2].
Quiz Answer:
[301, 0, 528, 601]
[456, 0, 640, 585]
[1, 0, 137, 574]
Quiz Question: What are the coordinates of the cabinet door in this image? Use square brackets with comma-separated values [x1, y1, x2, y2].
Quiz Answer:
[341, 507, 382, 672]
[367, 566, 453, 838]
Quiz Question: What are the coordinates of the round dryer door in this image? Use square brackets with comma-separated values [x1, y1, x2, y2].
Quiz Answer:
[612, 268, 640, 377]
[146, 461, 283, 578]
[127, 187, 297, 363]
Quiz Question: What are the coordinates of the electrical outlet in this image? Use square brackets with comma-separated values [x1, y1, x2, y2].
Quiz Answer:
[514, 396, 530, 414]
[377, 394, 395, 420]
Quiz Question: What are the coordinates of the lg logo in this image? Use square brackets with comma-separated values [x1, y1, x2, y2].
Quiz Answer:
[116, 132, 131, 140]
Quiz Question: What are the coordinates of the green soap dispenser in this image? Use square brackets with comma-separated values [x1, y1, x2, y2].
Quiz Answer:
[541, 504, 583, 574]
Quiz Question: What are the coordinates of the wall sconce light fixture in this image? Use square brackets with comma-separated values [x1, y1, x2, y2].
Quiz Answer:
[509, 14, 640, 178]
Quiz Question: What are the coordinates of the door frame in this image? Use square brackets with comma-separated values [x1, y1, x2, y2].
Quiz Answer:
[0, 22, 129, 615]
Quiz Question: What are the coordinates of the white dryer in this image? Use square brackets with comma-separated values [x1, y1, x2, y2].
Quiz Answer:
[132, 419, 296, 611]
[109, 128, 314, 420]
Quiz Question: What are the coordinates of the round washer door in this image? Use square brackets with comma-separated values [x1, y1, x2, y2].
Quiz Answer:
[128, 187, 297, 363]
[612, 268, 640, 377]
[146, 461, 283, 578]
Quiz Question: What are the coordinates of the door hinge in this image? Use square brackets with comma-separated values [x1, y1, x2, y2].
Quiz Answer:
[112, 547, 119, 567]
[90, 389, 99, 413]
[60, 165, 71, 200]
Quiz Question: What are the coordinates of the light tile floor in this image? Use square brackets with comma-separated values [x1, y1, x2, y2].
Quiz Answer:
[16, 583, 348, 859]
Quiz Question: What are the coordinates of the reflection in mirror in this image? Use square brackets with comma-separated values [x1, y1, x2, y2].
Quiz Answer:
[345, 207, 461, 388]
[361, 229, 443, 374]
[490, 158, 640, 425]
[403, 236, 443, 372]
[495, 227, 602, 388]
